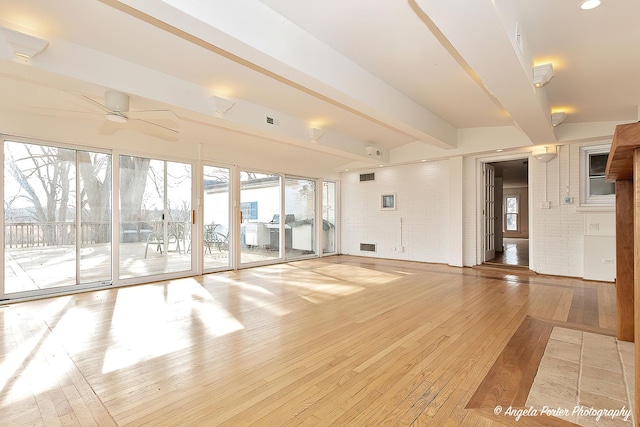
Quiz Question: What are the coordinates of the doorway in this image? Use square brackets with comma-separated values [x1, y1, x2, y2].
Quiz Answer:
[483, 158, 530, 268]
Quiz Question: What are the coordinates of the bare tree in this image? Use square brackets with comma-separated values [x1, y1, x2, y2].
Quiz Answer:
[79, 151, 112, 242]
[119, 155, 151, 223]
[5, 143, 75, 245]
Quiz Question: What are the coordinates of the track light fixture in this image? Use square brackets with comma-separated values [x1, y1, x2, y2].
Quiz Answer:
[533, 63, 554, 88]
[211, 96, 236, 114]
[551, 112, 566, 127]
[309, 127, 325, 142]
[0, 26, 49, 58]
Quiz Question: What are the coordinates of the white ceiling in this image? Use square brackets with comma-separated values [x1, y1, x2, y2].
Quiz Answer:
[0, 0, 637, 174]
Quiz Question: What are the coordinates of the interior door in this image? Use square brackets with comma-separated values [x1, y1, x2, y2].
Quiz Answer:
[483, 163, 496, 261]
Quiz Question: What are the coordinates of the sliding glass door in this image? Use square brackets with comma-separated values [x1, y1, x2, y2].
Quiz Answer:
[203, 165, 231, 271]
[3, 141, 334, 298]
[119, 155, 193, 279]
[285, 177, 316, 259]
[322, 181, 337, 254]
[240, 171, 281, 265]
[3, 140, 112, 295]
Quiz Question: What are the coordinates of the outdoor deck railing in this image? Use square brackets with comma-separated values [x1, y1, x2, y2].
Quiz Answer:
[4, 221, 188, 248]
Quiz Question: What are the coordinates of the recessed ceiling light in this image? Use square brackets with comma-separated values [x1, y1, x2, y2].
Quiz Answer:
[496, 149, 504, 152]
[344, 169, 350, 171]
[421, 159, 427, 162]
[580, 0, 601, 10]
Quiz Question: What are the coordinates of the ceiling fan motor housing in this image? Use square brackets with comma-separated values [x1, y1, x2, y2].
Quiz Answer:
[105, 90, 130, 112]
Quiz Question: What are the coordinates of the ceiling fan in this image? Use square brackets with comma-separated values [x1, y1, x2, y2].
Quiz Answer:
[34, 90, 180, 139]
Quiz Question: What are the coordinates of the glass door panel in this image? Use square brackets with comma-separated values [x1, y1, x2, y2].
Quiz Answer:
[119, 156, 192, 279]
[79, 151, 112, 284]
[240, 171, 281, 264]
[203, 165, 231, 270]
[165, 161, 192, 273]
[285, 177, 316, 259]
[322, 181, 337, 254]
[4, 141, 77, 292]
[4, 140, 112, 296]
[119, 156, 162, 278]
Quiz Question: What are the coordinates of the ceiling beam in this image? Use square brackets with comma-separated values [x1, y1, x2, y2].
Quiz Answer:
[413, 0, 557, 146]
[101, 0, 458, 150]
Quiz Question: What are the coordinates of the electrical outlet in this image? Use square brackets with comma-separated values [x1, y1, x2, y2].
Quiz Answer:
[602, 258, 614, 265]
[399, 247, 404, 253]
[541, 201, 550, 209]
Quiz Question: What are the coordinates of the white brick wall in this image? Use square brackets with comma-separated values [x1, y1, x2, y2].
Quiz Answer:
[340, 160, 450, 263]
[463, 156, 477, 266]
[530, 142, 614, 278]
[341, 141, 615, 279]
[529, 144, 584, 276]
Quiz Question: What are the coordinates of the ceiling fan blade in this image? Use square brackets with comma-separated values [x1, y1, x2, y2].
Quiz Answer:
[127, 109, 178, 121]
[98, 121, 121, 135]
[30, 106, 104, 119]
[79, 94, 113, 113]
[133, 118, 178, 133]
[130, 118, 179, 141]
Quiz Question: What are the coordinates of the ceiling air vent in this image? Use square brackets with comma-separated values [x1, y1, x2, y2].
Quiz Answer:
[266, 116, 280, 126]
[359, 172, 375, 182]
[360, 243, 376, 252]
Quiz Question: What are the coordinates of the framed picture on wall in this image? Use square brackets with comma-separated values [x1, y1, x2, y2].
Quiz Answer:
[381, 193, 396, 210]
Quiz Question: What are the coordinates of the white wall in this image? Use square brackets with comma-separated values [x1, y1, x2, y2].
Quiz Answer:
[529, 143, 615, 280]
[342, 141, 616, 282]
[340, 160, 450, 263]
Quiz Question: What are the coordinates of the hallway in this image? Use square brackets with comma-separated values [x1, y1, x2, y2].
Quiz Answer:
[488, 237, 529, 267]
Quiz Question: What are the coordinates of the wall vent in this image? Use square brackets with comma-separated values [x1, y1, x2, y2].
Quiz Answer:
[360, 243, 376, 252]
[266, 116, 280, 126]
[359, 172, 375, 182]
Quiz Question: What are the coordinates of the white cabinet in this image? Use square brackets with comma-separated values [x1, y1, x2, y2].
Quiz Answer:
[292, 224, 313, 251]
[245, 222, 270, 246]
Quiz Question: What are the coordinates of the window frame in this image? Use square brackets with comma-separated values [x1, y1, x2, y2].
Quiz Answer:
[504, 194, 519, 232]
[240, 201, 258, 220]
[580, 143, 615, 207]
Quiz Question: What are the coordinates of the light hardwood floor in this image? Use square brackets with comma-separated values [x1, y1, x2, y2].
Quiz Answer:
[0, 255, 616, 426]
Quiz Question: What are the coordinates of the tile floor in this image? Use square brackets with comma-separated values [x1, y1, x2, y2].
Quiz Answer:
[526, 327, 635, 426]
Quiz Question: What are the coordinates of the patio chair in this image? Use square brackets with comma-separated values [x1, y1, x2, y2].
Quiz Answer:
[144, 229, 182, 258]
[204, 224, 228, 254]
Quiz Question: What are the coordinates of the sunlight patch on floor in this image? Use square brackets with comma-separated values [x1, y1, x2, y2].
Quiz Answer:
[314, 263, 403, 285]
[0, 328, 48, 402]
[101, 278, 244, 373]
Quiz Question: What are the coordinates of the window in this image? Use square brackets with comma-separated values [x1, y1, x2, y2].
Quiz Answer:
[580, 144, 615, 206]
[240, 201, 258, 220]
[505, 195, 518, 231]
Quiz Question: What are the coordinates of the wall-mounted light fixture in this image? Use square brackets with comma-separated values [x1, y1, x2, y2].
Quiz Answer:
[366, 145, 382, 156]
[551, 112, 566, 127]
[534, 146, 557, 163]
[309, 127, 325, 142]
[211, 96, 235, 114]
[533, 63, 554, 88]
[0, 26, 49, 58]
[580, 0, 601, 10]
